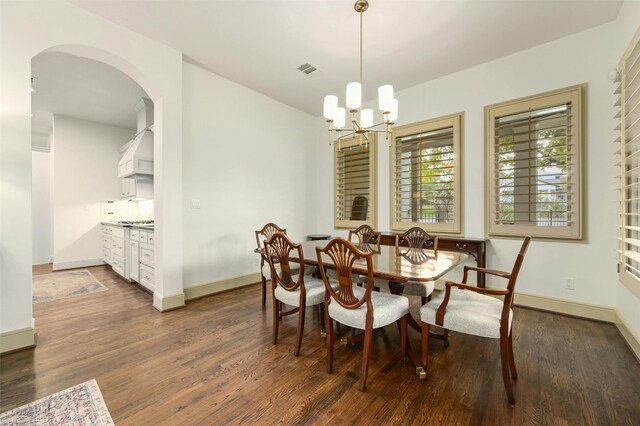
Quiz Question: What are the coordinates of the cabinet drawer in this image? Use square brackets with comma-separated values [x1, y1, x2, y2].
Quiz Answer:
[112, 254, 125, 276]
[130, 229, 140, 241]
[102, 248, 111, 264]
[102, 226, 113, 235]
[147, 232, 154, 245]
[112, 237, 125, 257]
[103, 235, 112, 247]
[111, 227, 125, 239]
[140, 232, 148, 244]
[139, 264, 154, 291]
[140, 243, 154, 267]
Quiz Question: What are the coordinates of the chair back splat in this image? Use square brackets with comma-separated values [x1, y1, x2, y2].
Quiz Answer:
[264, 232, 304, 293]
[316, 238, 373, 309]
[396, 226, 439, 263]
[348, 224, 381, 246]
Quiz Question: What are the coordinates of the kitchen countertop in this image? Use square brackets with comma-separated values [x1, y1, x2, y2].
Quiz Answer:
[102, 222, 154, 231]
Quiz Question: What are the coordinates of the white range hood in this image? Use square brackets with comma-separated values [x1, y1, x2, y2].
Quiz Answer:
[118, 98, 154, 178]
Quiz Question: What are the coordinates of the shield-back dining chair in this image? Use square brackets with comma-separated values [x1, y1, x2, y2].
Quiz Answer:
[420, 236, 531, 405]
[255, 223, 287, 306]
[264, 232, 331, 356]
[316, 237, 409, 391]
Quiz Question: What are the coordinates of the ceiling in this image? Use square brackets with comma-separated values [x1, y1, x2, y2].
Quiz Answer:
[31, 52, 146, 148]
[70, 0, 623, 117]
[31, 0, 623, 145]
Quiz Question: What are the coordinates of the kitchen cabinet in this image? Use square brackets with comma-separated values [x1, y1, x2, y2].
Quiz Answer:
[120, 176, 153, 200]
[110, 226, 127, 279]
[129, 239, 140, 282]
[102, 226, 113, 264]
[138, 230, 155, 291]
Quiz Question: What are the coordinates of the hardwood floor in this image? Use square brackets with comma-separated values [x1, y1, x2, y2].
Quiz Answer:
[1, 265, 639, 424]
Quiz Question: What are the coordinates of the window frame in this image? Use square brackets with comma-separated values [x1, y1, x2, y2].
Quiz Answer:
[389, 113, 464, 234]
[484, 84, 585, 239]
[333, 134, 377, 229]
[617, 25, 640, 295]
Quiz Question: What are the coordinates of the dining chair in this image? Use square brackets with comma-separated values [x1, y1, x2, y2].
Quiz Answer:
[316, 237, 409, 391]
[255, 223, 287, 306]
[395, 227, 439, 305]
[420, 236, 531, 405]
[264, 232, 331, 356]
[348, 224, 381, 246]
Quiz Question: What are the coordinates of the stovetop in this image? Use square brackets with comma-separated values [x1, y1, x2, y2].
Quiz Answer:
[117, 220, 154, 225]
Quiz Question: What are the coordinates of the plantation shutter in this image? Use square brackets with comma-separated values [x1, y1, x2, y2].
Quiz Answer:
[334, 136, 377, 228]
[486, 86, 583, 239]
[390, 114, 462, 233]
[619, 27, 640, 284]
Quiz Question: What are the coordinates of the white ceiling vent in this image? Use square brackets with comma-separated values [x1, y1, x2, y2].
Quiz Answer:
[297, 63, 317, 75]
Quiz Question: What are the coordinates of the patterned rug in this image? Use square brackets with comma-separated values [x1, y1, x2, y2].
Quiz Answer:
[32, 270, 108, 304]
[0, 379, 114, 425]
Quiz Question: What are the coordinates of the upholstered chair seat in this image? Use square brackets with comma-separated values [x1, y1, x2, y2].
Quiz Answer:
[328, 286, 409, 330]
[275, 275, 337, 308]
[420, 288, 512, 339]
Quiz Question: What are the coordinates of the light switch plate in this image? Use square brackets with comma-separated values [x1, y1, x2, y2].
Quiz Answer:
[190, 199, 201, 209]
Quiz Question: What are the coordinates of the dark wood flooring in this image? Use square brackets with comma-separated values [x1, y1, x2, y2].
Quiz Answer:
[1, 264, 639, 424]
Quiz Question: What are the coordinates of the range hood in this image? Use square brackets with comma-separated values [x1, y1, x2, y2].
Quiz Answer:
[118, 98, 154, 178]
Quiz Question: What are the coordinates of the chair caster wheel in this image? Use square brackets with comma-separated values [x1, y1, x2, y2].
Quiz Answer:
[416, 367, 427, 380]
[340, 337, 348, 347]
[320, 330, 327, 339]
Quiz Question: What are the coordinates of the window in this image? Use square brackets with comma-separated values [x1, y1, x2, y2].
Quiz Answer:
[617, 27, 640, 291]
[485, 85, 584, 239]
[390, 113, 463, 233]
[334, 135, 377, 229]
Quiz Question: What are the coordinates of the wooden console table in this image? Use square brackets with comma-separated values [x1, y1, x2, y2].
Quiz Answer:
[378, 233, 488, 288]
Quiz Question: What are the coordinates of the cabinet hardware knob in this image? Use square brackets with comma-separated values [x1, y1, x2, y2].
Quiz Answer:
[456, 243, 467, 250]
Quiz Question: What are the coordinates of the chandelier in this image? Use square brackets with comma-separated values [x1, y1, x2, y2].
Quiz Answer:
[323, 0, 398, 149]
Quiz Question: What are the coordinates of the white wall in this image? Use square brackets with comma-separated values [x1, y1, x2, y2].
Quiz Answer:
[32, 150, 52, 265]
[181, 62, 320, 288]
[315, 20, 620, 308]
[0, 0, 184, 349]
[51, 115, 132, 268]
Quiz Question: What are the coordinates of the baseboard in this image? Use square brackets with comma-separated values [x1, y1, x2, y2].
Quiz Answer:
[52, 258, 104, 271]
[614, 311, 640, 362]
[0, 326, 36, 354]
[153, 292, 186, 312]
[514, 292, 616, 322]
[184, 272, 261, 301]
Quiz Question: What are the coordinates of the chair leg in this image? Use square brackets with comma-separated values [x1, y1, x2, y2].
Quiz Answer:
[400, 315, 407, 358]
[500, 333, 516, 405]
[294, 303, 305, 356]
[443, 329, 450, 347]
[326, 305, 334, 374]
[421, 322, 430, 371]
[272, 297, 280, 345]
[360, 325, 373, 391]
[508, 331, 518, 380]
[319, 303, 326, 338]
[261, 275, 267, 307]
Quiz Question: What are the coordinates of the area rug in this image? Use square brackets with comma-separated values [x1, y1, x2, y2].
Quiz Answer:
[0, 379, 114, 426]
[32, 270, 108, 304]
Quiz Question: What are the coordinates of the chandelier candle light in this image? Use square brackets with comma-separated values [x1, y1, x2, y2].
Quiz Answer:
[323, 0, 398, 149]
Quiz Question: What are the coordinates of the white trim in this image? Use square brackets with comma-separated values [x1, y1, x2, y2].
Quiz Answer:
[514, 292, 615, 322]
[152, 292, 185, 312]
[184, 273, 261, 301]
[614, 310, 640, 362]
[0, 327, 36, 354]
[52, 258, 104, 271]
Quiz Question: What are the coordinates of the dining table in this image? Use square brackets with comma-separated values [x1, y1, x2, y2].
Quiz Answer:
[289, 239, 468, 378]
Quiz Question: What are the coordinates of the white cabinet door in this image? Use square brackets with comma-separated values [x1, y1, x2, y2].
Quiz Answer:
[121, 178, 136, 198]
[139, 264, 155, 291]
[140, 243, 154, 268]
[129, 240, 140, 282]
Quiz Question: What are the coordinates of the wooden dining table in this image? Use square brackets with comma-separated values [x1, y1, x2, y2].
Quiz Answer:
[289, 240, 468, 378]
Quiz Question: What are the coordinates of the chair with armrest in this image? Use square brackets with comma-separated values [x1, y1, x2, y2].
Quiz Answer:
[255, 223, 287, 306]
[264, 232, 334, 356]
[316, 238, 409, 391]
[420, 236, 531, 405]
